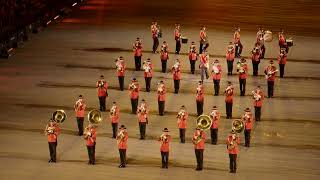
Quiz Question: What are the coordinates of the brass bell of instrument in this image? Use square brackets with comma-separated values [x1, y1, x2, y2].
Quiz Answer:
[88, 109, 102, 125]
[232, 119, 244, 133]
[196, 115, 212, 131]
[52, 110, 66, 123]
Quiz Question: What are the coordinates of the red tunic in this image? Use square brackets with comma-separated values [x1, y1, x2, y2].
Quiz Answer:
[85, 128, 97, 146]
[128, 83, 140, 99]
[96, 80, 108, 97]
[74, 100, 86, 117]
[137, 105, 148, 123]
[193, 131, 206, 149]
[110, 106, 120, 123]
[157, 85, 166, 102]
[117, 131, 128, 149]
[225, 87, 234, 103]
[47, 125, 60, 142]
[117, 62, 126, 77]
[199, 54, 208, 68]
[177, 111, 188, 129]
[253, 91, 265, 107]
[278, 54, 287, 65]
[227, 135, 240, 154]
[211, 65, 222, 80]
[160, 51, 169, 61]
[196, 86, 204, 102]
[279, 34, 285, 46]
[159, 135, 171, 152]
[242, 113, 254, 130]
[172, 66, 181, 80]
[264, 66, 277, 81]
[251, 52, 260, 62]
[226, 51, 235, 61]
[239, 64, 248, 79]
[210, 111, 220, 129]
[143, 63, 153, 77]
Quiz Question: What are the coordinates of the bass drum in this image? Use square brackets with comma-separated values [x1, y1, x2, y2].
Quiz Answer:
[263, 30, 273, 42]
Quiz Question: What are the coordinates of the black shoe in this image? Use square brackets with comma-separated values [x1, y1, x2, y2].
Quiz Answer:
[165, 166, 168, 169]
[161, 165, 165, 168]
[48, 159, 53, 163]
[195, 168, 202, 171]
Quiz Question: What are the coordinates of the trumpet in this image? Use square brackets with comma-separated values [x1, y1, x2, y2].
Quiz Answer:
[115, 60, 123, 72]
[252, 90, 261, 101]
[227, 136, 238, 150]
[138, 105, 147, 114]
[210, 110, 218, 119]
[75, 100, 84, 111]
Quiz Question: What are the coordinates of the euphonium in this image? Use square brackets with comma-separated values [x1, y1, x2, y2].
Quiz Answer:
[88, 109, 102, 125]
[196, 115, 212, 131]
[52, 110, 66, 124]
[232, 119, 244, 133]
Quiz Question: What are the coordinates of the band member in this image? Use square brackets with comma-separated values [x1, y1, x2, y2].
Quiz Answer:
[226, 130, 240, 173]
[84, 123, 97, 165]
[241, 108, 254, 147]
[96, 75, 108, 111]
[199, 50, 209, 81]
[264, 60, 277, 98]
[196, 81, 204, 116]
[192, 127, 206, 171]
[128, 78, 140, 114]
[117, 125, 128, 168]
[252, 86, 265, 121]
[137, 99, 148, 139]
[199, 26, 208, 54]
[172, 59, 181, 94]
[234, 27, 242, 58]
[174, 24, 181, 54]
[225, 81, 234, 119]
[74, 95, 86, 136]
[158, 128, 171, 168]
[133, 37, 143, 71]
[160, 41, 169, 73]
[210, 106, 220, 144]
[211, 59, 222, 96]
[189, 41, 198, 74]
[143, 58, 153, 92]
[278, 29, 286, 48]
[157, 80, 166, 116]
[151, 21, 160, 53]
[238, 58, 248, 96]
[251, 45, 261, 76]
[45, 118, 60, 163]
[278, 49, 287, 78]
[226, 42, 235, 75]
[177, 105, 188, 143]
[115, 56, 125, 91]
[110, 101, 120, 138]
[256, 28, 265, 59]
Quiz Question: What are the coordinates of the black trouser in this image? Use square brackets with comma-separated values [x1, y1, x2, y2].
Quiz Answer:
[76, 117, 84, 136]
[48, 142, 57, 162]
[153, 37, 159, 53]
[118, 76, 124, 91]
[227, 61, 234, 75]
[199, 42, 204, 54]
[145, 77, 152, 92]
[210, 128, 218, 144]
[87, 144, 95, 164]
[161, 151, 169, 168]
[239, 78, 246, 96]
[260, 45, 265, 59]
[134, 56, 141, 70]
[161, 60, 167, 73]
[179, 128, 186, 143]
[119, 149, 127, 166]
[98, 96, 106, 111]
[139, 122, 147, 139]
[213, 80, 220, 95]
[229, 154, 237, 172]
[279, 64, 285, 78]
[196, 101, 204, 116]
[158, 100, 165, 115]
[195, 149, 204, 170]
[267, 81, 274, 98]
[131, 98, 138, 114]
[252, 60, 260, 76]
[254, 106, 262, 121]
[175, 40, 181, 54]
[235, 42, 242, 57]
[226, 102, 233, 119]
[190, 60, 196, 74]
[244, 129, 251, 147]
[111, 123, 118, 138]
[174, 80, 180, 93]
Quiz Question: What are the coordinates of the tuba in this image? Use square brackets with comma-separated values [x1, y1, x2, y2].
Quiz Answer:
[196, 115, 212, 131]
[88, 109, 102, 125]
[232, 119, 244, 133]
[52, 110, 66, 123]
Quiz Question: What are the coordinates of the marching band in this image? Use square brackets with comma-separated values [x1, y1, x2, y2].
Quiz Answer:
[42, 23, 294, 173]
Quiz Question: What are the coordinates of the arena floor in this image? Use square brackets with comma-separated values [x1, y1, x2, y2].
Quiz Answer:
[0, 0, 319, 179]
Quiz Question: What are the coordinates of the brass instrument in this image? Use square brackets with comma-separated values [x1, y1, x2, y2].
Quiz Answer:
[263, 30, 273, 42]
[138, 105, 147, 114]
[52, 110, 66, 123]
[83, 127, 92, 139]
[129, 82, 138, 91]
[212, 65, 219, 74]
[45, 125, 55, 135]
[232, 119, 244, 133]
[142, 61, 151, 73]
[225, 86, 233, 95]
[98, 80, 105, 88]
[210, 110, 218, 120]
[265, 69, 278, 79]
[87, 109, 102, 125]
[227, 136, 238, 150]
[157, 83, 165, 94]
[193, 133, 202, 145]
[115, 59, 123, 72]
[75, 99, 84, 111]
[196, 115, 212, 131]
[252, 90, 261, 101]
[236, 60, 242, 72]
[189, 45, 196, 53]
[172, 61, 180, 72]
[116, 130, 126, 142]
[110, 105, 117, 116]
[177, 110, 186, 119]
[159, 134, 168, 142]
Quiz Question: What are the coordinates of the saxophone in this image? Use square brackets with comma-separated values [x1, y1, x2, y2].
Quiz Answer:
[252, 90, 261, 101]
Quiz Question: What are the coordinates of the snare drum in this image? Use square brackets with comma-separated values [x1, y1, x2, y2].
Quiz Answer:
[263, 30, 273, 42]
[181, 37, 188, 44]
[286, 39, 293, 47]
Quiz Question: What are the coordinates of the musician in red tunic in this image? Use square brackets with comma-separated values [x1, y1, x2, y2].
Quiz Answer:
[234, 27, 242, 58]
[264, 60, 277, 98]
[242, 108, 254, 147]
[117, 125, 128, 168]
[196, 81, 204, 116]
[133, 37, 142, 71]
[151, 21, 160, 53]
[211, 59, 222, 96]
[110, 101, 120, 138]
[128, 78, 140, 114]
[189, 41, 198, 74]
[192, 127, 206, 171]
[160, 41, 169, 73]
[226, 42, 235, 75]
[74, 95, 86, 136]
[238, 58, 248, 96]
[137, 99, 148, 139]
[251, 45, 262, 76]
[277, 49, 287, 78]
[172, 59, 181, 94]
[174, 23, 181, 54]
[96, 75, 108, 111]
[143, 58, 153, 92]
[177, 105, 188, 143]
[157, 80, 166, 116]
[45, 119, 61, 163]
[226, 130, 240, 173]
[158, 128, 172, 168]
[210, 106, 220, 144]
[199, 26, 207, 54]
[199, 50, 209, 81]
[84, 123, 97, 165]
[115, 56, 126, 91]
[252, 86, 265, 121]
[225, 81, 234, 119]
